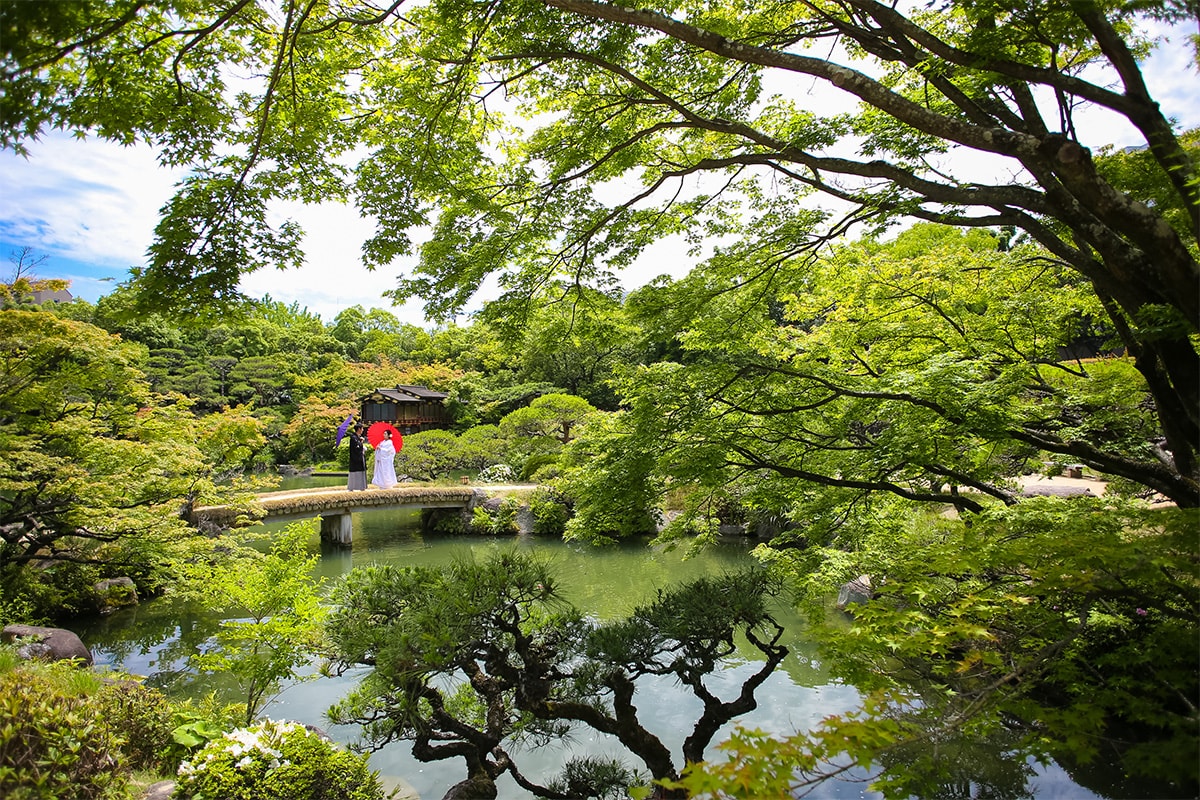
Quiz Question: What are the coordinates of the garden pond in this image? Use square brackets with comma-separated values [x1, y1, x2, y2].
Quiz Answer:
[71, 489, 1144, 799]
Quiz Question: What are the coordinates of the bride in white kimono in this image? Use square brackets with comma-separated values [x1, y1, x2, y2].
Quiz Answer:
[371, 429, 398, 489]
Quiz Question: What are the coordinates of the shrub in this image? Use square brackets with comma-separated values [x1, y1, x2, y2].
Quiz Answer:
[172, 719, 384, 800]
[519, 452, 559, 482]
[528, 487, 571, 537]
[3, 561, 101, 622]
[163, 696, 245, 772]
[420, 507, 468, 535]
[468, 497, 521, 535]
[0, 659, 127, 800]
[0, 591, 44, 628]
[476, 463, 515, 483]
[93, 680, 175, 772]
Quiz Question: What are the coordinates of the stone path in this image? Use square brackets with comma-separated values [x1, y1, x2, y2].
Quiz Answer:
[1017, 473, 1107, 497]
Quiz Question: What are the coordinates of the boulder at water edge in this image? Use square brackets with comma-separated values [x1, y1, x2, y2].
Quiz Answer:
[94, 576, 139, 615]
[836, 575, 873, 611]
[2, 623, 93, 665]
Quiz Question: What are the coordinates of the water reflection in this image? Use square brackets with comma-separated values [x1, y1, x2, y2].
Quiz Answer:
[73, 507, 1107, 800]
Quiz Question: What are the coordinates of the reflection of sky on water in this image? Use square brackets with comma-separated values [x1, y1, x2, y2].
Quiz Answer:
[75, 507, 1105, 799]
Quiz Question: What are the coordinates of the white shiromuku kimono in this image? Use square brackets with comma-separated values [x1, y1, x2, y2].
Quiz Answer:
[372, 438, 398, 489]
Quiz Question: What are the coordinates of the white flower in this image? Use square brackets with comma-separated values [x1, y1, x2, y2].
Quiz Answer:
[236, 755, 254, 769]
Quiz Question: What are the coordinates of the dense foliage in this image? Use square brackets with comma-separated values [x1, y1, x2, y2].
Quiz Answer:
[0, 646, 180, 800]
[3, 0, 1196, 503]
[2, 0, 1198, 795]
[179, 523, 327, 725]
[680, 499, 1199, 798]
[0, 659, 126, 800]
[0, 310, 270, 620]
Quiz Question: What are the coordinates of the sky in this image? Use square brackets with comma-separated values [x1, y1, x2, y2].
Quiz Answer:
[1, 19, 1196, 327]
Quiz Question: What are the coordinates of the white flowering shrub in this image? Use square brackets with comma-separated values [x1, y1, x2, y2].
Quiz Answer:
[173, 719, 383, 800]
[476, 463, 515, 483]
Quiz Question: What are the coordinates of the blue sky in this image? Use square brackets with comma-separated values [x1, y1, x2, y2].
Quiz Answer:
[0, 134, 445, 322]
[2, 20, 1196, 324]
[0, 240, 120, 304]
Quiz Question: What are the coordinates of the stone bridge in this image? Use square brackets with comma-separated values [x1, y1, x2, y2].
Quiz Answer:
[191, 486, 483, 546]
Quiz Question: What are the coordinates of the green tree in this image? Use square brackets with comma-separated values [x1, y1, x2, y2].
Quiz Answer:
[325, 550, 787, 799]
[329, 306, 370, 360]
[554, 404, 667, 545]
[181, 523, 327, 726]
[445, 374, 556, 429]
[206, 355, 239, 402]
[490, 286, 641, 409]
[500, 393, 598, 446]
[3, 0, 1194, 498]
[291, 357, 461, 410]
[672, 500, 1199, 798]
[193, 405, 270, 481]
[229, 355, 293, 408]
[591, 226, 1186, 534]
[282, 398, 357, 465]
[91, 286, 187, 352]
[0, 311, 237, 618]
[392, 429, 463, 481]
[455, 423, 508, 472]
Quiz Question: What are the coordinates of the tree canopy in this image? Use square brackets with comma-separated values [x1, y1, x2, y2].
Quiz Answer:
[0, 311, 264, 617]
[3, 0, 1196, 500]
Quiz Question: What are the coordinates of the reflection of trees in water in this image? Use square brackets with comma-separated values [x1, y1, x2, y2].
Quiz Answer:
[875, 719, 1037, 800]
[79, 604, 235, 698]
[82, 605, 215, 664]
[867, 698, 1191, 800]
[1052, 729, 1195, 800]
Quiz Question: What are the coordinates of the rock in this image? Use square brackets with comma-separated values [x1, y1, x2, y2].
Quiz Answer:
[655, 510, 682, 533]
[836, 575, 873, 611]
[2, 624, 93, 665]
[515, 504, 536, 535]
[141, 780, 175, 800]
[752, 514, 795, 540]
[303, 723, 332, 742]
[94, 576, 139, 615]
[481, 497, 504, 512]
[378, 775, 421, 800]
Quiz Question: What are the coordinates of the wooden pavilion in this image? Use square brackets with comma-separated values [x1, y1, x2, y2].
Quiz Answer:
[358, 385, 450, 434]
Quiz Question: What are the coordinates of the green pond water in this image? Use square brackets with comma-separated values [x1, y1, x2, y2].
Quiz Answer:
[73, 500, 1123, 799]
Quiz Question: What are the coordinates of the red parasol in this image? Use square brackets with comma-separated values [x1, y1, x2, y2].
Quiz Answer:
[367, 421, 403, 449]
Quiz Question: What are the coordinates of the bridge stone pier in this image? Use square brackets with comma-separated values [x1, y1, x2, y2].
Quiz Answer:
[192, 486, 482, 547]
[320, 512, 355, 546]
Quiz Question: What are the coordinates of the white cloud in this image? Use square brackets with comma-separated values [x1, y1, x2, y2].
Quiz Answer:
[239, 198, 432, 324]
[0, 134, 435, 323]
[0, 136, 180, 268]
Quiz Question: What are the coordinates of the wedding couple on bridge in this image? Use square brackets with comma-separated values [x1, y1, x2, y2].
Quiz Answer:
[347, 422, 398, 491]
